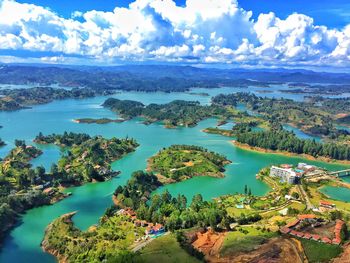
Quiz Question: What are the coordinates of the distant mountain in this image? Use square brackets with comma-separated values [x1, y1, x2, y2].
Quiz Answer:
[0, 64, 349, 92]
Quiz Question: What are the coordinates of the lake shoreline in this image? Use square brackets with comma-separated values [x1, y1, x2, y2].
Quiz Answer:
[231, 140, 350, 165]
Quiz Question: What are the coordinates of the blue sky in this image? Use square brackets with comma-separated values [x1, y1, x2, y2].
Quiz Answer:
[16, 0, 350, 28]
[1, 0, 350, 69]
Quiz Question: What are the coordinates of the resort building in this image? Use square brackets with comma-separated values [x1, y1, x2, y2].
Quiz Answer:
[297, 163, 316, 172]
[270, 166, 297, 184]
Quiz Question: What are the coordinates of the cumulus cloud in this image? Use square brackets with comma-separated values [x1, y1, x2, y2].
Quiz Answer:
[0, 0, 349, 68]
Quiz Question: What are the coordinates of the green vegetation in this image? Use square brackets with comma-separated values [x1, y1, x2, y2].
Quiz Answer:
[0, 141, 62, 243]
[300, 239, 343, 263]
[148, 145, 231, 182]
[114, 171, 232, 231]
[103, 99, 230, 127]
[34, 132, 91, 146]
[136, 234, 201, 263]
[0, 87, 116, 111]
[220, 226, 276, 256]
[42, 212, 144, 262]
[212, 92, 350, 140]
[74, 118, 124, 124]
[236, 129, 350, 160]
[35, 132, 139, 184]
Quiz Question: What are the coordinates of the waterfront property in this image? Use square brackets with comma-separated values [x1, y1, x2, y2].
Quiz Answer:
[270, 166, 299, 184]
[269, 163, 321, 184]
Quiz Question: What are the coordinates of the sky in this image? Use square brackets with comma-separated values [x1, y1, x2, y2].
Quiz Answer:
[0, 0, 350, 70]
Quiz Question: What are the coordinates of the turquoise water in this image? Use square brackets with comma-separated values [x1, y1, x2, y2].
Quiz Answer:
[321, 186, 350, 202]
[0, 88, 349, 262]
[283, 124, 322, 142]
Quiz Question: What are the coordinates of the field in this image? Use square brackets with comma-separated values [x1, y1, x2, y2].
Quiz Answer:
[300, 239, 343, 263]
[137, 234, 201, 263]
[220, 226, 276, 256]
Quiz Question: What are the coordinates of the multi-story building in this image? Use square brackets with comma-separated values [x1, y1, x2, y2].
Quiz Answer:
[270, 166, 297, 184]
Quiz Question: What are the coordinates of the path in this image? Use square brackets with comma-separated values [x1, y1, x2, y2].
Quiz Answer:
[297, 185, 314, 210]
[131, 232, 170, 252]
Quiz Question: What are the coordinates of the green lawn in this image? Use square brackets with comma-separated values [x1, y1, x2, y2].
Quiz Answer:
[300, 239, 342, 263]
[220, 227, 276, 257]
[137, 234, 201, 263]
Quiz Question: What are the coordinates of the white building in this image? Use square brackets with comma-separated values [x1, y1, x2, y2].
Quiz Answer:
[270, 166, 297, 184]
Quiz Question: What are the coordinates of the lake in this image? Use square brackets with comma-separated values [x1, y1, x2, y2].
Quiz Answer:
[0, 86, 349, 262]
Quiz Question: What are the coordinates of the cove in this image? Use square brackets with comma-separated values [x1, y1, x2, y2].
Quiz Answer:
[0, 88, 349, 262]
[320, 186, 350, 202]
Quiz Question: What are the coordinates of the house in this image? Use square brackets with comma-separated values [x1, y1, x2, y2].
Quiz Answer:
[311, 234, 321, 241]
[145, 223, 164, 235]
[295, 231, 304, 238]
[303, 233, 312, 240]
[280, 227, 291, 234]
[319, 201, 336, 210]
[321, 237, 332, 244]
[297, 163, 316, 172]
[43, 187, 55, 196]
[286, 219, 300, 228]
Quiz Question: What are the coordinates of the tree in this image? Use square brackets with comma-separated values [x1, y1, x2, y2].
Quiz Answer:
[36, 166, 46, 178]
[244, 185, 248, 195]
[14, 139, 25, 148]
[291, 192, 299, 199]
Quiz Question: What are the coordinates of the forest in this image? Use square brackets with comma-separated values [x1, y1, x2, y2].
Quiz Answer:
[35, 133, 139, 184]
[103, 98, 231, 127]
[0, 87, 116, 111]
[212, 92, 350, 139]
[0, 133, 139, 244]
[0, 140, 61, 243]
[42, 168, 266, 262]
[236, 129, 350, 161]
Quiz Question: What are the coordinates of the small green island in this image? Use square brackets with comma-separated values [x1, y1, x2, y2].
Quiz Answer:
[34, 132, 139, 184]
[102, 98, 230, 128]
[147, 145, 231, 183]
[0, 87, 117, 111]
[73, 118, 125, 124]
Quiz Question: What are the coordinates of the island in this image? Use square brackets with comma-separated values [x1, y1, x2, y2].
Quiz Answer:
[102, 98, 231, 128]
[147, 145, 231, 183]
[0, 87, 117, 111]
[34, 132, 139, 184]
[73, 118, 125, 124]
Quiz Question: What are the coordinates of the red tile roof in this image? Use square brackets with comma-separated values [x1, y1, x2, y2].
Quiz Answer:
[295, 231, 304, 238]
[280, 227, 291, 234]
[298, 214, 316, 220]
[320, 201, 334, 206]
[303, 233, 312, 239]
[322, 237, 332, 244]
[286, 220, 300, 228]
[311, 234, 321, 241]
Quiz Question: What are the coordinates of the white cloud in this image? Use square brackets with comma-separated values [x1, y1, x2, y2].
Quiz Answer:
[0, 0, 349, 68]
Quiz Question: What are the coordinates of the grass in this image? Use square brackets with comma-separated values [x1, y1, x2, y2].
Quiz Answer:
[300, 239, 342, 263]
[220, 226, 276, 257]
[308, 186, 350, 213]
[289, 202, 307, 211]
[137, 234, 201, 263]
